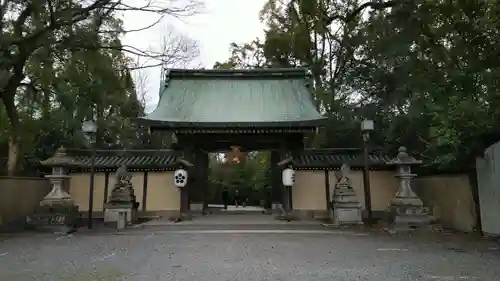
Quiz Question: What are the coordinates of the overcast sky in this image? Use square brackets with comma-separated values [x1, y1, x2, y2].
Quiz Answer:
[120, 0, 268, 112]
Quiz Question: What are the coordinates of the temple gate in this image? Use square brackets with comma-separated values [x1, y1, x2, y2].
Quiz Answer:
[138, 68, 327, 218]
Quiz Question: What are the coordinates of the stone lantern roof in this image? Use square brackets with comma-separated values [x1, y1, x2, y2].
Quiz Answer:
[385, 146, 423, 166]
[40, 147, 82, 167]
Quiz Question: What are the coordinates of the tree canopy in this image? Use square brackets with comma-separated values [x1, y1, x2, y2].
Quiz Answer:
[214, 0, 500, 175]
[2, 0, 498, 184]
[0, 0, 201, 175]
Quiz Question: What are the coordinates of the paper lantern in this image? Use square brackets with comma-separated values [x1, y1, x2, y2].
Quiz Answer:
[174, 169, 188, 188]
[282, 168, 295, 186]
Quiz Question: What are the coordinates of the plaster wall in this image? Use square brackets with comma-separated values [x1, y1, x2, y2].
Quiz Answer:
[292, 170, 400, 219]
[69, 171, 180, 217]
[0, 177, 51, 229]
[0, 171, 477, 232]
[293, 170, 476, 232]
[414, 175, 476, 232]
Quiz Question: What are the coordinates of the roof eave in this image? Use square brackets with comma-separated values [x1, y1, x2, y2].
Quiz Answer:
[165, 68, 310, 79]
[294, 164, 392, 170]
[137, 117, 328, 129]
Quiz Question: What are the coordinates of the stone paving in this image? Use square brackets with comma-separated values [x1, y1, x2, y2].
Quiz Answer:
[143, 212, 319, 226]
[0, 214, 500, 281]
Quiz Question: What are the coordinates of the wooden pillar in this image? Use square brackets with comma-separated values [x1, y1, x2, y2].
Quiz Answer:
[324, 169, 331, 213]
[288, 167, 293, 211]
[142, 171, 148, 212]
[201, 151, 209, 211]
[188, 149, 208, 213]
[180, 168, 190, 216]
[190, 149, 202, 204]
[102, 171, 110, 207]
[286, 136, 303, 213]
[282, 151, 293, 214]
[180, 147, 194, 216]
[270, 150, 282, 205]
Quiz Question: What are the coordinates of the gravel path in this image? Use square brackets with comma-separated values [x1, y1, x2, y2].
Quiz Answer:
[0, 218, 499, 281]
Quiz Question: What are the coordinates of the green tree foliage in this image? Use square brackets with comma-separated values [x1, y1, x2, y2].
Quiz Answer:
[214, 0, 500, 174]
[208, 151, 270, 205]
[0, 0, 201, 175]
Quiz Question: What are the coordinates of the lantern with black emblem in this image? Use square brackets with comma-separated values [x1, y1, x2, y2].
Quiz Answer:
[174, 168, 188, 188]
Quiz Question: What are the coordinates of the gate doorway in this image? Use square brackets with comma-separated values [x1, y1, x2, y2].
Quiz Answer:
[138, 68, 327, 220]
[206, 150, 272, 215]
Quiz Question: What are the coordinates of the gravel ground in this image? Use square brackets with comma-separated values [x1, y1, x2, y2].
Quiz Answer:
[0, 221, 499, 281]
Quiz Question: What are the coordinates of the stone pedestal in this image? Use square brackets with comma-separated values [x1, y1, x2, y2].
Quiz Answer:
[29, 174, 82, 234]
[117, 211, 127, 230]
[271, 202, 283, 215]
[331, 181, 363, 225]
[104, 202, 137, 225]
[189, 203, 204, 213]
[103, 165, 139, 225]
[387, 147, 431, 232]
[388, 185, 431, 231]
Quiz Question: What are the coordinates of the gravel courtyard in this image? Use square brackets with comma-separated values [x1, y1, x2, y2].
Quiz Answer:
[0, 217, 499, 281]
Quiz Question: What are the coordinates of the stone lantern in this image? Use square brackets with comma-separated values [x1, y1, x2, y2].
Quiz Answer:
[31, 147, 82, 234]
[386, 146, 431, 231]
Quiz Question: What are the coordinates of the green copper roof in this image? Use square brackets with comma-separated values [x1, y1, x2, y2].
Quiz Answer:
[140, 68, 326, 128]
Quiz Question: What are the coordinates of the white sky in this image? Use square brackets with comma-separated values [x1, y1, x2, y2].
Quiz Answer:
[121, 0, 268, 112]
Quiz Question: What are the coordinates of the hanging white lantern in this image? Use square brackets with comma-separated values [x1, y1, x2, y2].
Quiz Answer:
[282, 168, 295, 186]
[174, 168, 188, 188]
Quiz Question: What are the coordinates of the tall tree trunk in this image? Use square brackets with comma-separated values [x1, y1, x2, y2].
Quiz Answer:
[2, 93, 21, 176]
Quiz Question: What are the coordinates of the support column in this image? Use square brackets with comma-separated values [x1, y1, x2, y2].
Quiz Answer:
[325, 169, 331, 217]
[189, 149, 204, 213]
[180, 147, 194, 218]
[285, 150, 295, 213]
[270, 150, 282, 213]
[201, 151, 209, 213]
[142, 171, 148, 212]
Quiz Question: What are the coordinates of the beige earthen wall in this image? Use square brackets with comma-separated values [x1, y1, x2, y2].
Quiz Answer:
[293, 170, 477, 231]
[0, 177, 51, 228]
[292, 171, 326, 212]
[414, 175, 476, 232]
[69, 173, 107, 212]
[292, 170, 400, 218]
[69, 171, 179, 216]
[146, 172, 180, 212]
[329, 170, 400, 211]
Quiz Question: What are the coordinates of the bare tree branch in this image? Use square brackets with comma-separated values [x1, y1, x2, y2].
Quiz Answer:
[0, 0, 204, 175]
[131, 65, 150, 108]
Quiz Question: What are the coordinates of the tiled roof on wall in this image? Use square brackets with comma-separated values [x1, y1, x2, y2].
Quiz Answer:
[65, 149, 179, 170]
[292, 149, 392, 170]
[44, 148, 393, 171]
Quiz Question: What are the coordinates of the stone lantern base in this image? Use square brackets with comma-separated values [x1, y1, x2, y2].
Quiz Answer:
[104, 202, 138, 225]
[29, 200, 82, 234]
[388, 197, 432, 231]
